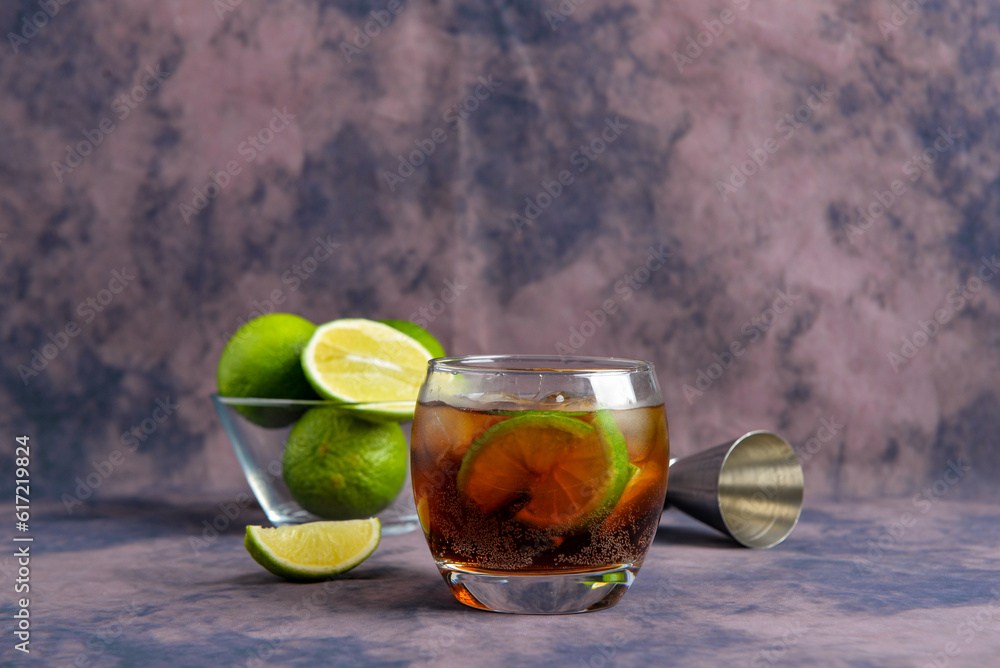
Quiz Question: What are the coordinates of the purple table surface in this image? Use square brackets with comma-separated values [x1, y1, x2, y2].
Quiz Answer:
[10, 497, 1000, 667]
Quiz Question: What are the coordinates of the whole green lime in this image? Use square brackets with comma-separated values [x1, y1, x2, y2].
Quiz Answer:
[379, 319, 446, 359]
[217, 313, 320, 427]
[282, 407, 407, 520]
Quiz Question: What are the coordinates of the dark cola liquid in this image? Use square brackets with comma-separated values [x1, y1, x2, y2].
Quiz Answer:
[411, 402, 669, 572]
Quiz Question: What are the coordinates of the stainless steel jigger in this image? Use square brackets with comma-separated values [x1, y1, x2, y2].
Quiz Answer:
[664, 430, 804, 549]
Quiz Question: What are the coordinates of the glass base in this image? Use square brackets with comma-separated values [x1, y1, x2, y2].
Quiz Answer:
[375, 511, 420, 537]
[263, 501, 419, 536]
[438, 563, 637, 614]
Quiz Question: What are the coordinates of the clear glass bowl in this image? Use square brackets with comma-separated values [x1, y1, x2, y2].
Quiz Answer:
[211, 395, 419, 535]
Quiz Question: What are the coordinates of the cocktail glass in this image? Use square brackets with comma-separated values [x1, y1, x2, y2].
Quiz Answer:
[411, 355, 669, 613]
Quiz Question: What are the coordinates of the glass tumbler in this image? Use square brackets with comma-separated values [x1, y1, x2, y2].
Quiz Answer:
[410, 355, 669, 614]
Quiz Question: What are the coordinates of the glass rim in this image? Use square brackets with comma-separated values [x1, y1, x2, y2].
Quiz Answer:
[427, 355, 654, 375]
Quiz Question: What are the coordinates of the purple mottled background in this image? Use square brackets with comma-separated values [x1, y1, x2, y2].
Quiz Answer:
[2, 0, 999, 506]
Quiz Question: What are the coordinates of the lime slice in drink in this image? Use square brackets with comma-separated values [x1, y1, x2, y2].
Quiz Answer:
[379, 319, 446, 359]
[457, 410, 631, 533]
[301, 318, 434, 421]
[603, 461, 661, 533]
[244, 519, 381, 582]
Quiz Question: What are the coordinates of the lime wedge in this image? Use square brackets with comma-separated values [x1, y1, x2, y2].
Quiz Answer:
[301, 318, 433, 420]
[379, 319, 446, 359]
[457, 410, 631, 533]
[244, 519, 381, 582]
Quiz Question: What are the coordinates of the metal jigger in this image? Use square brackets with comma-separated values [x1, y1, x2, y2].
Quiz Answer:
[664, 431, 804, 549]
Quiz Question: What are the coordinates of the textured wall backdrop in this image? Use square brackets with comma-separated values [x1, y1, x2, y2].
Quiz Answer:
[2, 0, 998, 505]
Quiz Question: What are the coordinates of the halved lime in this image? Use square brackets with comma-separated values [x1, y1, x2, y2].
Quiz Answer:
[379, 320, 446, 359]
[301, 318, 434, 421]
[457, 410, 631, 533]
[245, 519, 381, 582]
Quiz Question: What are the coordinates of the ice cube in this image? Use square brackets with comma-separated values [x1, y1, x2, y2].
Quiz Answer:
[463, 391, 537, 411]
[531, 391, 598, 411]
[615, 407, 665, 462]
